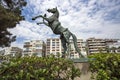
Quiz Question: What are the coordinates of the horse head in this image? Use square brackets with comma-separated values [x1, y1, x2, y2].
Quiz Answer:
[47, 7, 57, 13]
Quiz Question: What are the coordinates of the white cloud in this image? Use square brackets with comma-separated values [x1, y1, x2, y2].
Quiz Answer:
[10, 21, 55, 40]
[8, 0, 120, 48]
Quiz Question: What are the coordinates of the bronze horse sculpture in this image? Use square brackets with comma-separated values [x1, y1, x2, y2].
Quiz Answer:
[32, 7, 84, 58]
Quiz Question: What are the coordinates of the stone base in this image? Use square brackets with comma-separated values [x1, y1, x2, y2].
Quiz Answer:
[74, 62, 91, 80]
[70, 58, 95, 80]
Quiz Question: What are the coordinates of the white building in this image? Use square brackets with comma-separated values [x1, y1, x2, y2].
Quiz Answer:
[23, 40, 46, 57]
[86, 38, 107, 54]
[4, 47, 22, 56]
[108, 40, 120, 53]
[46, 38, 62, 57]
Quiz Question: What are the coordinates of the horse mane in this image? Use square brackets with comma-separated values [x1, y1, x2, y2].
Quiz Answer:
[55, 8, 59, 18]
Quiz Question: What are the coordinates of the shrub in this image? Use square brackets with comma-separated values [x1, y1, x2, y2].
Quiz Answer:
[0, 56, 81, 80]
[89, 53, 120, 80]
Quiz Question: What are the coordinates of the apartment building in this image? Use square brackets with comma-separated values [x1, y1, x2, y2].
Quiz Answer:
[23, 40, 46, 57]
[105, 39, 118, 45]
[3, 47, 22, 56]
[69, 39, 87, 58]
[46, 38, 62, 56]
[86, 38, 107, 54]
[107, 40, 120, 53]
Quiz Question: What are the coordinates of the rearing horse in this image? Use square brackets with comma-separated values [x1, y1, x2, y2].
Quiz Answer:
[32, 7, 84, 58]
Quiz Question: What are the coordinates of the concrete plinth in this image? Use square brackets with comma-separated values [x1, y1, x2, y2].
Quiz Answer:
[71, 58, 95, 80]
[74, 62, 91, 80]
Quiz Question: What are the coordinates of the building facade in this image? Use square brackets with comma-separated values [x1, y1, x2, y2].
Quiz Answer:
[23, 40, 46, 57]
[86, 38, 107, 54]
[106, 40, 120, 53]
[3, 47, 23, 57]
[86, 38, 120, 54]
[46, 38, 62, 56]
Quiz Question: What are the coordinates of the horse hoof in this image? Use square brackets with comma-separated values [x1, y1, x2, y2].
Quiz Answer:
[32, 18, 35, 20]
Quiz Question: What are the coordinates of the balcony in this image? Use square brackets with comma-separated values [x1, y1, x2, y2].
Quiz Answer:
[24, 45, 32, 47]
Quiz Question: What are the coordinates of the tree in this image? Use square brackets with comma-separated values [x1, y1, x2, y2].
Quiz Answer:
[111, 47, 116, 53]
[105, 46, 110, 53]
[0, 0, 27, 47]
[98, 47, 103, 53]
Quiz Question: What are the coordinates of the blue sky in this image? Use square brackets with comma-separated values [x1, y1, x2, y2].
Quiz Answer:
[9, 0, 120, 48]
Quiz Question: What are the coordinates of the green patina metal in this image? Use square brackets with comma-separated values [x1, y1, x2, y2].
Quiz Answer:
[32, 7, 85, 58]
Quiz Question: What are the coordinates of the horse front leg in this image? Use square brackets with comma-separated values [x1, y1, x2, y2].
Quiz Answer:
[37, 22, 49, 26]
[41, 16, 50, 22]
[32, 15, 42, 20]
[42, 15, 49, 26]
[32, 14, 47, 20]
[36, 22, 44, 25]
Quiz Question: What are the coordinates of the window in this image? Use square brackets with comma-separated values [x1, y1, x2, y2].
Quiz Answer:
[52, 42, 55, 46]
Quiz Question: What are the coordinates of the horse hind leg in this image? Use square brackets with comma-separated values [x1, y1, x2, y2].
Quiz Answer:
[60, 30, 71, 58]
[62, 30, 71, 42]
[61, 38, 67, 58]
[66, 41, 71, 58]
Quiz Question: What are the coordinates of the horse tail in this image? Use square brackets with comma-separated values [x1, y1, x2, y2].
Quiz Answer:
[71, 33, 84, 58]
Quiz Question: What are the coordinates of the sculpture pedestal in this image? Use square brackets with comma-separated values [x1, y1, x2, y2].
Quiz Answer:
[70, 58, 95, 63]
[70, 58, 95, 80]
